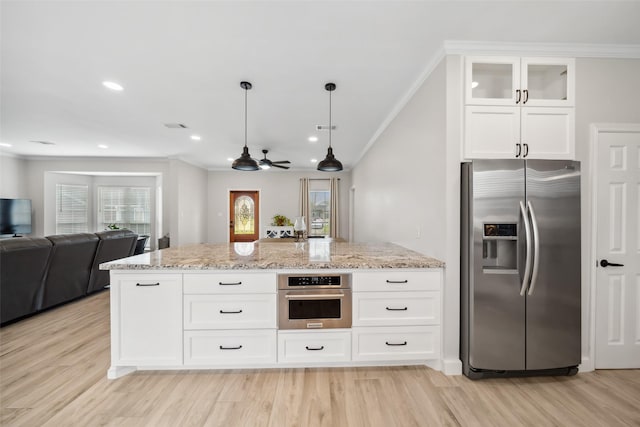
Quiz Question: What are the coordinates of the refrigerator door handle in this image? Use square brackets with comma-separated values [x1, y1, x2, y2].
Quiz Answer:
[520, 201, 533, 296]
[527, 200, 541, 296]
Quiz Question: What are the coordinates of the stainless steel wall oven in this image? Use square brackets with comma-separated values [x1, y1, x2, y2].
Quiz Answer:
[277, 273, 352, 329]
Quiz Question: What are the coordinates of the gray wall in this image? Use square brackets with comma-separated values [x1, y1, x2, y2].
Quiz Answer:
[0, 154, 28, 198]
[170, 159, 208, 246]
[351, 59, 447, 260]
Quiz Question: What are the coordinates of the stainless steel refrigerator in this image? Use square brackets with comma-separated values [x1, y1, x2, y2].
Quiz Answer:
[461, 159, 581, 379]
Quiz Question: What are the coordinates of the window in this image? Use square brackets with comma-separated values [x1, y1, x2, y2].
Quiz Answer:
[56, 184, 89, 234]
[98, 186, 151, 238]
[309, 179, 330, 237]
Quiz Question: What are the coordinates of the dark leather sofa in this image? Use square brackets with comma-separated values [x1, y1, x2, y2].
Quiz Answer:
[0, 229, 137, 325]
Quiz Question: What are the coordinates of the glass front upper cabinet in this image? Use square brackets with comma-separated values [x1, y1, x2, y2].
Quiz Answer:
[465, 57, 574, 107]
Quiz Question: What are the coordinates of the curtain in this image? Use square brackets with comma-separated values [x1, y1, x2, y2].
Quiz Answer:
[299, 178, 310, 234]
[330, 177, 339, 238]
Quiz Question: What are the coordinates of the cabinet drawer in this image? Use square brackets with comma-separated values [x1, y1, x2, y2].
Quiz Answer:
[352, 271, 441, 292]
[352, 326, 440, 362]
[184, 294, 276, 330]
[278, 330, 351, 363]
[184, 330, 276, 365]
[352, 291, 440, 326]
[184, 273, 276, 294]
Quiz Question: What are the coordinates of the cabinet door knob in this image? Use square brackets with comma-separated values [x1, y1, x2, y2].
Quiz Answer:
[515, 143, 522, 158]
[515, 89, 521, 104]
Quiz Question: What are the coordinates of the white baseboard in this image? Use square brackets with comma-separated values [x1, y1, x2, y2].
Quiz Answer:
[442, 358, 462, 375]
[579, 356, 594, 373]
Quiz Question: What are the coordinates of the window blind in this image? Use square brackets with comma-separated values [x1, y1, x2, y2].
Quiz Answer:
[98, 186, 151, 236]
[56, 184, 89, 234]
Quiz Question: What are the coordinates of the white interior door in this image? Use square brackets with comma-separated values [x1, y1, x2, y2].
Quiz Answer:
[595, 128, 640, 368]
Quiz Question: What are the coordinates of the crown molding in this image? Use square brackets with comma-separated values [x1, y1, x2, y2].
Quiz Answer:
[0, 152, 28, 160]
[443, 40, 640, 58]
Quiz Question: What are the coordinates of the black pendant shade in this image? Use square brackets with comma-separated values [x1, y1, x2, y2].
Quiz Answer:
[232, 146, 259, 171]
[318, 82, 343, 172]
[317, 147, 343, 172]
[232, 81, 259, 171]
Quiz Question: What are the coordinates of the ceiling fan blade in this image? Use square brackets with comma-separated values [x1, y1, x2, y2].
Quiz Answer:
[272, 164, 290, 169]
[272, 160, 291, 164]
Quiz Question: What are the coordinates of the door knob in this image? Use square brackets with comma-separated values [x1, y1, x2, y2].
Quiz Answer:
[600, 259, 624, 267]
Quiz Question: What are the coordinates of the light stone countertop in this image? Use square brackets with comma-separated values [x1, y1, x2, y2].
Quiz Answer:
[100, 241, 444, 270]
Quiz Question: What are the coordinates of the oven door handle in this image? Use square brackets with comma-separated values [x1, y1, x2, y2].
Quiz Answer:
[284, 293, 345, 299]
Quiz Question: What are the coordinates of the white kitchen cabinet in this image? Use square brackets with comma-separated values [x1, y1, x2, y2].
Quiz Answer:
[463, 56, 575, 160]
[278, 330, 351, 363]
[111, 273, 183, 367]
[352, 326, 440, 362]
[352, 291, 440, 327]
[183, 272, 276, 294]
[465, 56, 574, 107]
[351, 270, 442, 363]
[108, 267, 444, 378]
[184, 294, 276, 330]
[464, 105, 574, 159]
[184, 330, 276, 365]
[183, 272, 278, 366]
[352, 270, 441, 292]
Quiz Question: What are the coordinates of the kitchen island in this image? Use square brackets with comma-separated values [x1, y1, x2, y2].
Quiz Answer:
[102, 240, 444, 379]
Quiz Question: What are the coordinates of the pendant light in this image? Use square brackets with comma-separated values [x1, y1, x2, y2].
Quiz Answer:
[317, 82, 343, 172]
[232, 81, 259, 171]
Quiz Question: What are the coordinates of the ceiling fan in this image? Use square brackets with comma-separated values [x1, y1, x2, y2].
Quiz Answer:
[259, 149, 290, 170]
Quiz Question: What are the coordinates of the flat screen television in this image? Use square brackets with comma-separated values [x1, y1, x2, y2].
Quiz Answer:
[0, 198, 32, 235]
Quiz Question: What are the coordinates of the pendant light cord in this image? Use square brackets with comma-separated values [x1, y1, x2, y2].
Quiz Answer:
[244, 87, 248, 148]
[328, 89, 332, 148]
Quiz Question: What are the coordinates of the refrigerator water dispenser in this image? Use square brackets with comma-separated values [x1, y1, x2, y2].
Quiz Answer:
[482, 223, 517, 273]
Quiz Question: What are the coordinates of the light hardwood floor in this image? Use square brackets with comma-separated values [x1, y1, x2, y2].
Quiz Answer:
[1, 291, 639, 427]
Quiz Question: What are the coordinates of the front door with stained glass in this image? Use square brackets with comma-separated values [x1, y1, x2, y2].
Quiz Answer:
[229, 191, 259, 242]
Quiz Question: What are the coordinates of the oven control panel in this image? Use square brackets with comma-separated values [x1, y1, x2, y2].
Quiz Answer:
[288, 276, 340, 287]
[278, 273, 351, 289]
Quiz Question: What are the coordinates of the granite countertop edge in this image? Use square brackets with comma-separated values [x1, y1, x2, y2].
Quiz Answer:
[100, 242, 446, 271]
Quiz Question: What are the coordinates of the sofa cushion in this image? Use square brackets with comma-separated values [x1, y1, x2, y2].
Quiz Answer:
[42, 233, 99, 309]
[0, 237, 52, 324]
[87, 229, 137, 294]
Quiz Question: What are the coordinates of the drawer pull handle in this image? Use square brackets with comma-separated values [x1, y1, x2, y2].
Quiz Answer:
[385, 341, 408, 346]
[219, 281, 242, 286]
[219, 309, 243, 314]
[386, 307, 408, 311]
[305, 346, 325, 351]
[219, 345, 242, 350]
[136, 282, 160, 287]
[386, 280, 408, 284]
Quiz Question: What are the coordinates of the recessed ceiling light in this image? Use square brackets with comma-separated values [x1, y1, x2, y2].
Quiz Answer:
[227, 157, 234, 162]
[308, 136, 318, 143]
[103, 81, 124, 91]
[0, 143, 12, 147]
[191, 135, 201, 141]
[98, 144, 109, 149]
[310, 158, 318, 163]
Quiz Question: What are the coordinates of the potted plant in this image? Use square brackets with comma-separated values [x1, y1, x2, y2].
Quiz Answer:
[271, 215, 292, 226]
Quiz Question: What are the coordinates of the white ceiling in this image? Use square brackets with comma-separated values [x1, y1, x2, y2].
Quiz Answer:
[2, 1, 640, 170]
